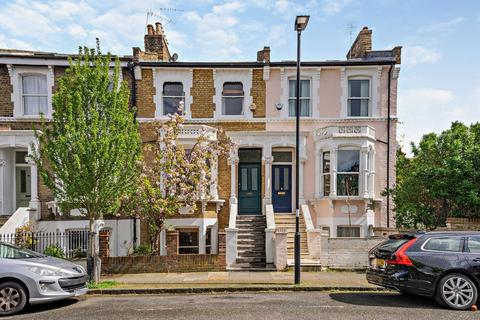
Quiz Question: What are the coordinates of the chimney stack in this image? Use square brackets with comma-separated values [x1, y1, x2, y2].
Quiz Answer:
[144, 22, 171, 61]
[346, 26, 372, 59]
[257, 46, 271, 63]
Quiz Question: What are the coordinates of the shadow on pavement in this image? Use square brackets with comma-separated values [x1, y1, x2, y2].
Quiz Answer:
[21, 298, 80, 315]
[329, 292, 440, 309]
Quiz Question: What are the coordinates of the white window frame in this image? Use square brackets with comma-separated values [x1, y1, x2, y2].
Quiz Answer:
[336, 148, 360, 197]
[222, 82, 244, 116]
[288, 78, 311, 117]
[347, 77, 370, 117]
[340, 67, 381, 118]
[9, 65, 54, 119]
[162, 82, 185, 116]
[213, 69, 253, 120]
[153, 68, 193, 119]
[279, 67, 320, 119]
[321, 151, 330, 197]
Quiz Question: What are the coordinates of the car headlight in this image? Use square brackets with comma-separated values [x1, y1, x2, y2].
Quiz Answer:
[27, 266, 70, 277]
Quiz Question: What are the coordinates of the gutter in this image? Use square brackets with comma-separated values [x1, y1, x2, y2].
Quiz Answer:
[386, 64, 394, 228]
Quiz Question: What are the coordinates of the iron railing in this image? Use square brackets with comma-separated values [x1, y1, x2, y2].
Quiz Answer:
[0, 231, 89, 260]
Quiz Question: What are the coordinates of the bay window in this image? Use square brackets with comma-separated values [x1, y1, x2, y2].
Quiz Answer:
[22, 74, 48, 116]
[337, 149, 360, 196]
[322, 151, 331, 196]
[288, 79, 310, 117]
[348, 79, 369, 117]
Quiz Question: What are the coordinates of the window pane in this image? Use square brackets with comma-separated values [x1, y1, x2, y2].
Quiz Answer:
[337, 174, 359, 196]
[22, 75, 47, 95]
[274, 167, 280, 191]
[273, 152, 292, 163]
[16, 151, 27, 164]
[289, 80, 310, 97]
[323, 175, 330, 196]
[24, 96, 47, 115]
[283, 169, 289, 191]
[222, 97, 243, 115]
[205, 228, 212, 254]
[241, 168, 248, 191]
[238, 149, 261, 163]
[467, 237, 480, 253]
[178, 230, 199, 254]
[289, 99, 310, 117]
[20, 170, 26, 193]
[337, 150, 360, 172]
[348, 80, 369, 98]
[251, 168, 258, 191]
[322, 152, 330, 173]
[424, 237, 462, 252]
[222, 82, 243, 96]
[348, 99, 368, 117]
[163, 82, 183, 96]
[163, 97, 183, 115]
[337, 226, 360, 237]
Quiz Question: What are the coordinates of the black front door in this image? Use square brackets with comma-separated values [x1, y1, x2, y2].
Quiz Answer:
[272, 165, 292, 213]
[238, 163, 261, 215]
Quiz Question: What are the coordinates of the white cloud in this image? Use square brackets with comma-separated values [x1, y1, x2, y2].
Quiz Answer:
[267, 24, 288, 48]
[0, 34, 34, 50]
[400, 88, 454, 108]
[67, 24, 88, 39]
[322, 0, 353, 15]
[403, 45, 441, 66]
[419, 17, 465, 33]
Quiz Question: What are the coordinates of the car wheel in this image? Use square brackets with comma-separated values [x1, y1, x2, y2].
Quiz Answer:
[0, 281, 27, 316]
[435, 273, 478, 310]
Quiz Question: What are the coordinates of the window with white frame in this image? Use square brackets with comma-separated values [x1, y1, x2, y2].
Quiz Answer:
[348, 79, 370, 117]
[336, 149, 360, 196]
[288, 79, 310, 117]
[21, 74, 48, 116]
[222, 82, 244, 115]
[163, 82, 184, 115]
[322, 151, 331, 196]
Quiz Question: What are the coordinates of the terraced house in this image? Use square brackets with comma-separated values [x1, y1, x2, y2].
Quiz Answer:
[0, 23, 401, 271]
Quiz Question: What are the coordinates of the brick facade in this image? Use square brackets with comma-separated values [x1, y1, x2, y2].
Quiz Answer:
[190, 69, 215, 118]
[251, 69, 265, 118]
[136, 68, 156, 118]
[0, 65, 13, 117]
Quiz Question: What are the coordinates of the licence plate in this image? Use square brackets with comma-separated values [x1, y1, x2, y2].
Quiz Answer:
[373, 258, 385, 269]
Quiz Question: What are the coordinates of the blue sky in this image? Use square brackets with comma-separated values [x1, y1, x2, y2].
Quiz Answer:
[0, 0, 479, 153]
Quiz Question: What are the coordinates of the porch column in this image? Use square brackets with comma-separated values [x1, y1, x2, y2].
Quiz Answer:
[229, 150, 238, 204]
[299, 157, 306, 204]
[314, 150, 321, 198]
[361, 147, 369, 198]
[368, 147, 375, 198]
[330, 148, 337, 197]
[264, 157, 272, 205]
[27, 157, 40, 218]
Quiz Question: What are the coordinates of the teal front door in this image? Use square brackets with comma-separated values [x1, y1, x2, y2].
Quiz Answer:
[238, 163, 261, 215]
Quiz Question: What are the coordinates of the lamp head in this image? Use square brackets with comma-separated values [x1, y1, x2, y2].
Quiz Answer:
[294, 15, 310, 31]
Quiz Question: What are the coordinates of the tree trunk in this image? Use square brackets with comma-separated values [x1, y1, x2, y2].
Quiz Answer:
[87, 218, 99, 284]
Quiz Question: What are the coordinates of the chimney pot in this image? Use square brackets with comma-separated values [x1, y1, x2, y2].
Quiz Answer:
[155, 22, 163, 35]
[147, 24, 154, 35]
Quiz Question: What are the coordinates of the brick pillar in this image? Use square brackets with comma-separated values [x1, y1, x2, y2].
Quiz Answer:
[99, 229, 110, 258]
[166, 230, 179, 256]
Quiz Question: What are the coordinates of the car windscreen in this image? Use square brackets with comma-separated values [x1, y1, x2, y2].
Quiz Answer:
[0, 242, 44, 259]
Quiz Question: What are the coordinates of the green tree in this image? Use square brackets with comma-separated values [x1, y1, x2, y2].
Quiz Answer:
[391, 121, 480, 229]
[129, 105, 233, 254]
[32, 41, 141, 282]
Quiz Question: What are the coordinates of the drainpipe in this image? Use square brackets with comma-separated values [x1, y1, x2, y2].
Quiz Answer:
[386, 64, 393, 228]
[128, 60, 138, 248]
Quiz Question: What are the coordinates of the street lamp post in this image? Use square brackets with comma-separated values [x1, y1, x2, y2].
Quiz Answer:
[294, 15, 309, 285]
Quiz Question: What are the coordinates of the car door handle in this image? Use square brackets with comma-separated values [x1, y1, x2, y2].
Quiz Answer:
[472, 258, 480, 263]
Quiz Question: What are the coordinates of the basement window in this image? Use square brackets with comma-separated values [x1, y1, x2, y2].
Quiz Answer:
[337, 226, 361, 238]
[178, 229, 199, 254]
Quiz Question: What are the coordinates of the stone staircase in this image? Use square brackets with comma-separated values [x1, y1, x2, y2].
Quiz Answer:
[231, 215, 274, 271]
[274, 214, 310, 261]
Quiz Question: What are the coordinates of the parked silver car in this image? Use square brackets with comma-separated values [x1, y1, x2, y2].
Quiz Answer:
[0, 241, 88, 316]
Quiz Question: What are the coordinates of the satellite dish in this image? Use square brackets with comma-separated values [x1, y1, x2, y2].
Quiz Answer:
[170, 53, 178, 62]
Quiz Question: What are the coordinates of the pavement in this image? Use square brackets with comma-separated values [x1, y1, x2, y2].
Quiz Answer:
[12, 291, 479, 319]
[98, 271, 376, 292]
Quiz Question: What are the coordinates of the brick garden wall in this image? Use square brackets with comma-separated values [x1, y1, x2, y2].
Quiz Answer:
[101, 231, 226, 274]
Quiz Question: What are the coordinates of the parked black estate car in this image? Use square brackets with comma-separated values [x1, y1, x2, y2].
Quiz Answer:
[367, 232, 480, 310]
